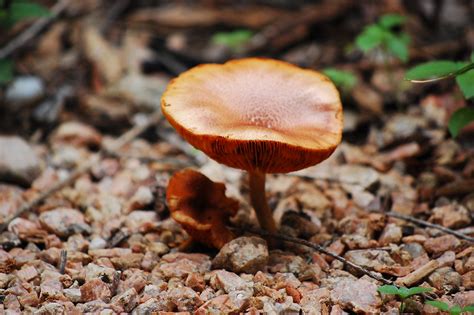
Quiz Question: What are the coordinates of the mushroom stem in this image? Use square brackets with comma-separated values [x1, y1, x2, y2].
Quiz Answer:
[249, 171, 277, 234]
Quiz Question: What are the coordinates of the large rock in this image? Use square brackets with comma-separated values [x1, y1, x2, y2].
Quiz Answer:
[5, 76, 44, 108]
[39, 207, 90, 237]
[210, 270, 250, 293]
[157, 253, 211, 279]
[80, 279, 112, 302]
[212, 236, 268, 274]
[424, 235, 461, 254]
[0, 185, 24, 225]
[429, 204, 471, 229]
[344, 249, 396, 274]
[300, 288, 330, 315]
[0, 136, 40, 186]
[330, 277, 382, 313]
[428, 267, 461, 291]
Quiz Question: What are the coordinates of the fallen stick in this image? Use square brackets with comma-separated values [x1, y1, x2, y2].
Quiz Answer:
[0, 0, 70, 59]
[294, 169, 474, 243]
[384, 211, 474, 243]
[0, 111, 162, 233]
[396, 260, 439, 287]
[235, 226, 392, 285]
[240, 0, 353, 54]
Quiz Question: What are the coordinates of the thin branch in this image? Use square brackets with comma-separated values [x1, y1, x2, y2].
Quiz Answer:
[100, 0, 131, 33]
[0, 0, 70, 59]
[384, 211, 474, 243]
[295, 170, 474, 243]
[0, 156, 98, 232]
[103, 151, 195, 169]
[0, 111, 162, 233]
[234, 226, 392, 285]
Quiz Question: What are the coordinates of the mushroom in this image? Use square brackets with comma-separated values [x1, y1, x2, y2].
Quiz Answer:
[167, 168, 239, 249]
[162, 58, 343, 235]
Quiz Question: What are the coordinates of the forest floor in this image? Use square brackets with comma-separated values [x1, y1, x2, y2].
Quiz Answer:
[0, 0, 473, 314]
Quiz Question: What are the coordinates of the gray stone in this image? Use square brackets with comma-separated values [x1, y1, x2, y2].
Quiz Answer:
[211, 270, 252, 293]
[379, 223, 402, 246]
[0, 136, 40, 186]
[330, 278, 382, 313]
[5, 76, 44, 107]
[110, 288, 138, 313]
[212, 236, 268, 274]
[39, 207, 90, 237]
[428, 267, 461, 291]
[344, 249, 396, 274]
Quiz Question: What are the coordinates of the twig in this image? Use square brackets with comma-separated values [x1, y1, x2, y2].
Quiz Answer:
[384, 211, 474, 243]
[103, 151, 195, 169]
[295, 171, 474, 243]
[288, 173, 362, 186]
[100, 0, 131, 33]
[334, 40, 464, 72]
[395, 260, 439, 287]
[234, 226, 392, 285]
[0, 156, 98, 232]
[0, 0, 70, 59]
[153, 50, 188, 76]
[240, 0, 353, 54]
[0, 111, 162, 233]
[59, 249, 67, 274]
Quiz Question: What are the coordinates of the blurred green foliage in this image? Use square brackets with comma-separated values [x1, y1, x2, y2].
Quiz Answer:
[0, 58, 13, 83]
[406, 54, 474, 137]
[355, 13, 410, 62]
[378, 285, 432, 313]
[0, 0, 50, 27]
[0, 0, 50, 84]
[322, 68, 357, 92]
[211, 29, 253, 51]
[426, 300, 474, 315]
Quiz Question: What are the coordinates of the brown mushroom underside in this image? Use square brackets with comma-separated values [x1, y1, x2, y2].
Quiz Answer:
[166, 169, 239, 249]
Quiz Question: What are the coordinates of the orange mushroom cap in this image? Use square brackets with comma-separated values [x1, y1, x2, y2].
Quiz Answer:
[162, 58, 343, 174]
[166, 168, 239, 249]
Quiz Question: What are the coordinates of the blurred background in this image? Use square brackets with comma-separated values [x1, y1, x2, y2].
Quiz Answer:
[0, 3, 474, 313]
[0, 0, 472, 141]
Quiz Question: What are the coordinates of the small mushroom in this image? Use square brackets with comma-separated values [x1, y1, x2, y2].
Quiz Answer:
[167, 168, 239, 249]
[162, 58, 343, 235]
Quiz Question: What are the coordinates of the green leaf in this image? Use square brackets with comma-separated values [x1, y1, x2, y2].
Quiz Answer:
[3, 1, 50, 26]
[379, 13, 406, 29]
[385, 33, 409, 62]
[426, 300, 450, 311]
[377, 285, 400, 296]
[0, 58, 13, 84]
[322, 68, 357, 91]
[211, 29, 253, 50]
[462, 305, 474, 312]
[448, 107, 474, 137]
[470, 52, 474, 63]
[450, 305, 462, 315]
[402, 286, 432, 299]
[355, 24, 386, 52]
[456, 70, 474, 99]
[397, 287, 410, 299]
[405, 61, 464, 81]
